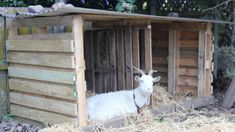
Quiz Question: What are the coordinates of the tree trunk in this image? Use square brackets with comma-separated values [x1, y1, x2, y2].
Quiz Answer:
[221, 0, 235, 109]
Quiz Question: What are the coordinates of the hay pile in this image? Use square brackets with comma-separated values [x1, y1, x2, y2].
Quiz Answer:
[40, 85, 235, 132]
[152, 85, 195, 107]
[40, 110, 235, 132]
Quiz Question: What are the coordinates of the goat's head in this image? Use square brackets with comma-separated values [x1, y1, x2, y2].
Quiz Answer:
[133, 67, 161, 95]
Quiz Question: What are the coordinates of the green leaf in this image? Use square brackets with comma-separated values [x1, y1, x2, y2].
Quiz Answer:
[115, 2, 125, 12]
[127, 0, 136, 4]
[119, 0, 126, 3]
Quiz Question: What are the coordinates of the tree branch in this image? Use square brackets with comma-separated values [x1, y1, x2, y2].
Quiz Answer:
[202, 0, 232, 13]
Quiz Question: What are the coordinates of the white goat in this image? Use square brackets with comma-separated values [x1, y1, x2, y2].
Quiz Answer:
[87, 67, 161, 121]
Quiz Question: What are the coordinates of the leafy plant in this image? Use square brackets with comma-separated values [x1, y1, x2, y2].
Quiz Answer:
[115, 0, 137, 13]
[216, 46, 235, 77]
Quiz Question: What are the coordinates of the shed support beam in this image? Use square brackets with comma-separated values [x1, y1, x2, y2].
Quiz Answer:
[198, 30, 206, 97]
[144, 24, 152, 70]
[73, 15, 88, 126]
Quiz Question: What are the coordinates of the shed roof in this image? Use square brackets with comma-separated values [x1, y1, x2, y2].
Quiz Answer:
[0, 7, 234, 24]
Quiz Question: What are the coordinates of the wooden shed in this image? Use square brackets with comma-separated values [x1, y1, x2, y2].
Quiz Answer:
[2, 7, 215, 126]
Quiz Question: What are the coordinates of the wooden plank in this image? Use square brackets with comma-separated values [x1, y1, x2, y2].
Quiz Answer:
[116, 27, 125, 90]
[175, 31, 180, 94]
[178, 85, 197, 96]
[11, 104, 76, 124]
[179, 68, 198, 76]
[109, 29, 117, 91]
[179, 58, 198, 67]
[180, 50, 198, 58]
[152, 96, 214, 115]
[84, 31, 95, 91]
[180, 40, 198, 48]
[9, 79, 74, 100]
[124, 25, 133, 89]
[132, 27, 140, 88]
[7, 15, 73, 28]
[144, 24, 152, 70]
[178, 76, 198, 87]
[95, 31, 102, 93]
[8, 33, 72, 40]
[168, 30, 176, 94]
[198, 30, 206, 97]
[8, 52, 75, 68]
[152, 57, 168, 65]
[153, 66, 168, 73]
[152, 49, 168, 57]
[176, 23, 207, 31]
[72, 15, 87, 126]
[180, 31, 199, 40]
[7, 40, 74, 52]
[8, 66, 74, 84]
[205, 23, 212, 96]
[152, 30, 169, 40]
[152, 40, 168, 47]
[10, 92, 77, 116]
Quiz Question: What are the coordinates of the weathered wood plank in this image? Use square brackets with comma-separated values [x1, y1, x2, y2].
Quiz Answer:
[73, 15, 87, 126]
[178, 85, 197, 96]
[10, 92, 77, 116]
[9, 79, 74, 100]
[180, 31, 199, 40]
[180, 40, 198, 48]
[179, 58, 198, 67]
[109, 29, 117, 91]
[178, 76, 198, 87]
[84, 31, 95, 91]
[8, 33, 73, 40]
[168, 30, 176, 94]
[152, 57, 168, 65]
[116, 27, 125, 90]
[7, 40, 74, 52]
[8, 66, 74, 84]
[205, 23, 212, 96]
[179, 68, 198, 76]
[7, 15, 73, 28]
[8, 52, 75, 68]
[152, 40, 168, 47]
[144, 24, 152, 70]
[11, 104, 76, 124]
[132, 27, 140, 88]
[94, 30, 102, 93]
[198, 30, 206, 97]
[124, 25, 133, 89]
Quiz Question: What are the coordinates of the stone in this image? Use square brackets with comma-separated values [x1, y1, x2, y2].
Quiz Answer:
[51, 2, 66, 10]
[28, 5, 44, 13]
[64, 4, 75, 8]
[167, 12, 179, 17]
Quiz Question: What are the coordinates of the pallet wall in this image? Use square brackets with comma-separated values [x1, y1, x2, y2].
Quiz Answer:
[7, 16, 78, 124]
[151, 25, 169, 86]
[84, 26, 133, 93]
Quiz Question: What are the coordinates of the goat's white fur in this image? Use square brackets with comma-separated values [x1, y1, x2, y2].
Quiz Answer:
[87, 69, 161, 121]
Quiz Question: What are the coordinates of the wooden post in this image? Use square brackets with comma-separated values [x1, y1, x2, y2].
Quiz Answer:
[144, 24, 152, 70]
[168, 30, 177, 94]
[72, 15, 87, 126]
[198, 30, 206, 97]
[132, 27, 140, 88]
[205, 23, 212, 96]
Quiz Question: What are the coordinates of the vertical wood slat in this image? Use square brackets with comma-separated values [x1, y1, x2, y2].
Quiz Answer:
[72, 15, 87, 126]
[94, 31, 102, 93]
[144, 24, 152, 70]
[198, 30, 206, 97]
[109, 29, 117, 91]
[103, 30, 109, 92]
[116, 27, 125, 90]
[84, 31, 95, 92]
[168, 30, 176, 94]
[132, 27, 140, 88]
[124, 25, 133, 89]
[205, 23, 212, 96]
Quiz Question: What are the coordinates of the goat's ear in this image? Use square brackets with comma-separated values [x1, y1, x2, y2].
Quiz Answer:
[135, 76, 140, 82]
[153, 76, 161, 82]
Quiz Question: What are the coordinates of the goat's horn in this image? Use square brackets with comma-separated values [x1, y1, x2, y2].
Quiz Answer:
[148, 70, 158, 75]
[133, 66, 145, 75]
